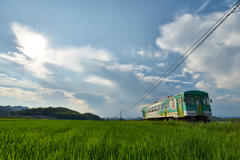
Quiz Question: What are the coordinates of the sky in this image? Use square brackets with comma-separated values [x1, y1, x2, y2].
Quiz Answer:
[0, 0, 240, 118]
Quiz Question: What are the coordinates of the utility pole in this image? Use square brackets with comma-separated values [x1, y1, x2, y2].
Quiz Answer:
[120, 111, 122, 121]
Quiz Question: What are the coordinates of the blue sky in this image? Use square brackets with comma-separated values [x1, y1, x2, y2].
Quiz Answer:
[0, 0, 240, 118]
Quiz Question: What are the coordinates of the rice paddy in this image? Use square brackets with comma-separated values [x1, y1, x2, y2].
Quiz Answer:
[0, 120, 239, 160]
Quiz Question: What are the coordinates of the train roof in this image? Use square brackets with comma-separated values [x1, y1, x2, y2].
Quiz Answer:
[183, 90, 208, 94]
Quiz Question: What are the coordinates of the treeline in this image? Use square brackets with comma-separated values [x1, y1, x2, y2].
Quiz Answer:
[11, 107, 102, 120]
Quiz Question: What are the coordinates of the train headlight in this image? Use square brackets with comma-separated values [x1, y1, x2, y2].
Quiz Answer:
[188, 108, 193, 111]
[206, 108, 211, 111]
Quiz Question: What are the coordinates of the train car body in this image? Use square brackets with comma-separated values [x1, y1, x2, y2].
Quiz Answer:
[142, 90, 212, 121]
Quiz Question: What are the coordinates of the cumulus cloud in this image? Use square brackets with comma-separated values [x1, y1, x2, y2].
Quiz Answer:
[156, 11, 240, 90]
[195, 81, 216, 92]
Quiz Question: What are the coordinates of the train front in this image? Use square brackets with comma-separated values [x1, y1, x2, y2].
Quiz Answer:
[184, 91, 212, 121]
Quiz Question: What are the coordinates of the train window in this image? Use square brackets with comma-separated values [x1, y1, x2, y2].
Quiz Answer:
[166, 101, 170, 109]
[185, 94, 194, 105]
[155, 106, 157, 111]
[158, 105, 161, 111]
[161, 103, 165, 110]
[195, 97, 202, 105]
[203, 95, 210, 106]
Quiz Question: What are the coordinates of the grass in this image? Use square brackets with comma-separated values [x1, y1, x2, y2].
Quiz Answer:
[0, 120, 239, 160]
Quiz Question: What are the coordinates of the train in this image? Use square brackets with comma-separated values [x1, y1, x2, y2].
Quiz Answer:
[142, 90, 212, 122]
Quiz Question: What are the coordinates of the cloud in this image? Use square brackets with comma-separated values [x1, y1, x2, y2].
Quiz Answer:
[2, 22, 183, 117]
[0, 23, 117, 114]
[42, 91, 67, 103]
[196, 0, 210, 13]
[193, 73, 200, 79]
[156, 63, 165, 67]
[156, 12, 240, 90]
[137, 50, 152, 57]
[175, 85, 182, 89]
[195, 81, 216, 92]
[137, 51, 145, 56]
[217, 94, 240, 101]
[212, 93, 240, 117]
[74, 92, 108, 109]
[0, 74, 41, 89]
[84, 76, 115, 87]
[0, 23, 114, 82]
[0, 87, 40, 102]
[134, 65, 153, 72]
[11, 22, 48, 59]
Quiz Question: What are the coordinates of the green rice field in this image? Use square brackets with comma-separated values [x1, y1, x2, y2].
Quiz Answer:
[0, 120, 239, 160]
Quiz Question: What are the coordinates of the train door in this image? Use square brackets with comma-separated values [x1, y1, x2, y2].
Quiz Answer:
[195, 96, 203, 115]
[177, 98, 183, 117]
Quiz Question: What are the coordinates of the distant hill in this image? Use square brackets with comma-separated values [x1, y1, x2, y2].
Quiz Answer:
[209, 116, 240, 121]
[83, 113, 102, 120]
[0, 105, 29, 115]
[208, 116, 222, 121]
[6, 105, 29, 111]
[11, 107, 102, 120]
[222, 116, 240, 119]
[0, 106, 13, 115]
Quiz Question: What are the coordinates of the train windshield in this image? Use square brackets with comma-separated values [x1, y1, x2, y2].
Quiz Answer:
[185, 94, 194, 105]
[203, 95, 210, 106]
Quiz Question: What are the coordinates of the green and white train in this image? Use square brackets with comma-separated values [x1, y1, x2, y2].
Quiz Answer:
[142, 90, 212, 122]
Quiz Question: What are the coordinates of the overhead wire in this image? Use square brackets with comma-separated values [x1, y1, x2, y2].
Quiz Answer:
[121, 1, 240, 113]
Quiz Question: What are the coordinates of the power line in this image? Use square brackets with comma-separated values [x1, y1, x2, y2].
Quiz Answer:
[121, 1, 240, 113]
